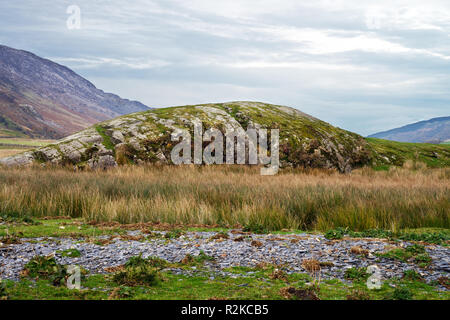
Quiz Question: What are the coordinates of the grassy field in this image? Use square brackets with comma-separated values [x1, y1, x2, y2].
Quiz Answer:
[3, 263, 448, 300]
[0, 138, 55, 158]
[0, 164, 448, 231]
[367, 138, 450, 169]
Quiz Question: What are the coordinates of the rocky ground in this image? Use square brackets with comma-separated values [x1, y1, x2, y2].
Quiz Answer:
[1, 229, 448, 290]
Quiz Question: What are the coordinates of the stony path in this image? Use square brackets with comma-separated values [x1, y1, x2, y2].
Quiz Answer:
[0, 230, 448, 287]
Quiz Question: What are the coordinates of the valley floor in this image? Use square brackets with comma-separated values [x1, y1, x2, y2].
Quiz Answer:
[0, 138, 56, 158]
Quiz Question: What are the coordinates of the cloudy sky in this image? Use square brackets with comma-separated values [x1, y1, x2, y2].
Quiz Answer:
[1, 0, 450, 135]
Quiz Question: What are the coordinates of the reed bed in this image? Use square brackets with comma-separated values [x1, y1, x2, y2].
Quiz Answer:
[0, 164, 448, 231]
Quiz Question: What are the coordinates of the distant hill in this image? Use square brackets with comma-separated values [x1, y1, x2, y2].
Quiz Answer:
[368, 116, 450, 143]
[0, 45, 149, 139]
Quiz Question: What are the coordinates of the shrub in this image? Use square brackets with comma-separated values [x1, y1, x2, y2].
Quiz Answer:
[124, 254, 148, 268]
[344, 267, 369, 281]
[124, 254, 168, 270]
[243, 222, 268, 234]
[397, 232, 449, 245]
[113, 265, 160, 286]
[21, 255, 68, 286]
[324, 228, 346, 240]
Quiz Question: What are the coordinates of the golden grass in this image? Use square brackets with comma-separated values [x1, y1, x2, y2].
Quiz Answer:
[0, 164, 448, 231]
[0, 149, 28, 158]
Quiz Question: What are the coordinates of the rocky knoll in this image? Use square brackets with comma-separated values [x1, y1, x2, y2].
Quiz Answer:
[0, 102, 375, 172]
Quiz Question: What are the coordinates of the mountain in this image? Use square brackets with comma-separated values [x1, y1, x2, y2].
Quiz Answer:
[368, 116, 450, 143]
[0, 45, 149, 139]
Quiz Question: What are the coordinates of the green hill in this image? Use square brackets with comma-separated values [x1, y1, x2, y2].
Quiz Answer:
[1, 101, 449, 171]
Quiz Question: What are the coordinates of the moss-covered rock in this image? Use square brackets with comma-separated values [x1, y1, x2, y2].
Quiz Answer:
[1, 101, 448, 171]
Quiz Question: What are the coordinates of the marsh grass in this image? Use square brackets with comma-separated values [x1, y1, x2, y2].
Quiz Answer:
[0, 164, 448, 231]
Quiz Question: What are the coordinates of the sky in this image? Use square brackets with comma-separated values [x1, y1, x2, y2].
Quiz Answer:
[1, 0, 450, 136]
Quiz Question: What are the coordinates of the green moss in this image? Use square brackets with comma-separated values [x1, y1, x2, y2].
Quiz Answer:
[376, 244, 432, 267]
[94, 125, 115, 151]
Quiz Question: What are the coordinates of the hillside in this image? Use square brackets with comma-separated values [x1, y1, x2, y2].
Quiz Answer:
[0, 102, 370, 172]
[2, 101, 449, 171]
[0, 45, 149, 139]
[368, 116, 450, 143]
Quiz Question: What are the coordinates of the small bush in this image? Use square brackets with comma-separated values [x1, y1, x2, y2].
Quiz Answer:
[124, 254, 168, 270]
[243, 222, 268, 234]
[21, 255, 68, 286]
[324, 228, 346, 240]
[146, 256, 169, 269]
[125, 254, 148, 268]
[344, 267, 369, 281]
[397, 232, 449, 245]
[113, 265, 160, 286]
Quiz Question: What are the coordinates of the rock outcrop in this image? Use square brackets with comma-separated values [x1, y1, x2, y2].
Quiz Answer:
[0, 102, 373, 172]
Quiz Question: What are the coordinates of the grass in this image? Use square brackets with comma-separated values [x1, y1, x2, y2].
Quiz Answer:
[0, 165, 448, 231]
[0, 218, 124, 238]
[0, 138, 56, 158]
[376, 244, 432, 268]
[323, 227, 450, 245]
[367, 138, 450, 168]
[0, 138, 56, 147]
[2, 264, 449, 300]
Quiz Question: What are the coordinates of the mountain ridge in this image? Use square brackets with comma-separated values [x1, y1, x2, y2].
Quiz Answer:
[368, 116, 450, 143]
[0, 44, 149, 139]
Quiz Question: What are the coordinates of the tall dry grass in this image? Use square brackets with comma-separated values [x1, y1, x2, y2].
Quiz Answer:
[0, 164, 448, 231]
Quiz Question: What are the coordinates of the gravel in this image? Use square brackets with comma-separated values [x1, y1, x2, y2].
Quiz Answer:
[0, 230, 448, 289]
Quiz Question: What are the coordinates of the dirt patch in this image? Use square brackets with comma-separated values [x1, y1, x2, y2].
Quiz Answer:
[251, 240, 263, 247]
[279, 287, 320, 300]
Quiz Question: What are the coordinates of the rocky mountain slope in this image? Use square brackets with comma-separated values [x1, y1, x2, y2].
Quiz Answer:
[1, 102, 449, 171]
[0, 45, 149, 139]
[369, 116, 450, 143]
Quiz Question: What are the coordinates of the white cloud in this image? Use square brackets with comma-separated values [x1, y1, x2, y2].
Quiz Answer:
[1, 0, 450, 135]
